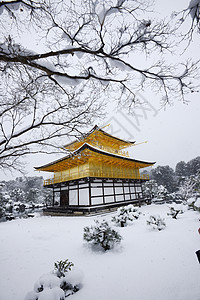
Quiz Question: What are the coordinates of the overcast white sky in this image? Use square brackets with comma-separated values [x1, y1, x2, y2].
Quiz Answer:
[104, 0, 200, 169]
[1, 0, 199, 181]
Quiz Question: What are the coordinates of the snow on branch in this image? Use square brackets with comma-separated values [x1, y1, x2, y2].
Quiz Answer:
[0, 0, 199, 171]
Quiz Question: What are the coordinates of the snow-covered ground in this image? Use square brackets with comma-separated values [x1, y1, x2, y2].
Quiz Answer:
[1, 204, 200, 300]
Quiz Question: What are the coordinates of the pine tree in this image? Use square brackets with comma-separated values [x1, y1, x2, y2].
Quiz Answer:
[83, 220, 122, 251]
[112, 205, 140, 227]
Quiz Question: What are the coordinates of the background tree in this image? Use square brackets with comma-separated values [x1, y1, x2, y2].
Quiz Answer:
[143, 179, 170, 200]
[177, 176, 197, 200]
[0, 0, 199, 172]
[151, 165, 177, 193]
[175, 161, 188, 177]
[187, 156, 200, 175]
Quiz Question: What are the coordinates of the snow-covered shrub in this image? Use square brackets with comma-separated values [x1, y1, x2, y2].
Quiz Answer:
[112, 204, 140, 227]
[5, 200, 13, 213]
[83, 219, 122, 251]
[187, 197, 196, 209]
[167, 204, 184, 219]
[194, 198, 200, 212]
[60, 268, 83, 296]
[24, 259, 82, 300]
[147, 215, 166, 231]
[0, 206, 5, 218]
[54, 259, 74, 278]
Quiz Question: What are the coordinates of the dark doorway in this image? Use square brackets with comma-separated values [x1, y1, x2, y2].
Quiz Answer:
[60, 190, 69, 207]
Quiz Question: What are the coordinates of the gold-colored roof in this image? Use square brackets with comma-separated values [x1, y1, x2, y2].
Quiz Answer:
[64, 125, 135, 151]
[35, 143, 155, 172]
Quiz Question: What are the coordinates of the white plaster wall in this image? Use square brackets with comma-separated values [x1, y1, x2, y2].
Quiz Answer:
[115, 187, 123, 194]
[130, 193, 136, 199]
[104, 182, 113, 187]
[125, 194, 131, 200]
[136, 186, 142, 192]
[91, 187, 103, 196]
[104, 187, 114, 195]
[116, 194, 124, 202]
[92, 197, 104, 205]
[69, 190, 78, 205]
[79, 188, 89, 205]
[105, 196, 114, 203]
[124, 186, 129, 193]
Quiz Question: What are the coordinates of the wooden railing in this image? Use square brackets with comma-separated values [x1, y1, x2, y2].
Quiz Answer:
[88, 142, 130, 157]
[43, 171, 149, 186]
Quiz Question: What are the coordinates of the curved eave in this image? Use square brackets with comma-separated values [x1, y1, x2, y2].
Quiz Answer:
[63, 125, 135, 150]
[85, 144, 155, 168]
[35, 143, 155, 172]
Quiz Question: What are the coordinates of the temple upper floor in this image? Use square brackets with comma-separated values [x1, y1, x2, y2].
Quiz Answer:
[64, 125, 135, 156]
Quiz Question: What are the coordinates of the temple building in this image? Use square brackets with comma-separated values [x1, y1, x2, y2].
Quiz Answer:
[35, 125, 155, 214]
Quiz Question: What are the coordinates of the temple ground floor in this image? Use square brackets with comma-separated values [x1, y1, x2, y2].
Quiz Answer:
[43, 177, 150, 215]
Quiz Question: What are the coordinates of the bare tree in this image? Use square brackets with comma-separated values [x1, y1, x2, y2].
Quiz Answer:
[0, 0, 199, 172]
[173, 0, 200, 45]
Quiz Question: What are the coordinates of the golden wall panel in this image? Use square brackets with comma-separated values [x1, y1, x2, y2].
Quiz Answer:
[44, 160, 148, 186]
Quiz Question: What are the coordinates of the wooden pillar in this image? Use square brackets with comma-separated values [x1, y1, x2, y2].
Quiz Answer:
[134, 181, 136, 199]
[88, 178, 92, 206]
[113, 179, 116, 202]
[128, 181, 131, 199]
[122, 180, 125, 201]
[141, 181, 144, 200]
[102, 179, 105, 204]
[77, 180, 80, 206]
[138, 192, 141, 207]
[59, 185, 61, 206]
[52, 186, 55, 207]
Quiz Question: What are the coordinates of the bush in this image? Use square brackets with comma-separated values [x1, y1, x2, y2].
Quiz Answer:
[187, 197, 196, 210]
[83, 219, 122, 251]
[147, 215, 166, 231]
[167, 205, 184, 219]
[194, 198, 200, 212]
[0, 206, 5, 218]
[54, 259, 74, 278]
[112, 204, 140, 227]
[24, 259, 82, 300]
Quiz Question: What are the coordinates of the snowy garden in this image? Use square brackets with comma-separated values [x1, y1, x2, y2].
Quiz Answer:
[1, 157, 200, 299]
[1, 202, 200, 300]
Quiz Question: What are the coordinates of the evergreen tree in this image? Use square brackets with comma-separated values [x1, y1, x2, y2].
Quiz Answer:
[151, 166, 177, 193]
[83, 220, 122, 251]
[187, 157, 200, 176]
[175, 161, 188, 177]
[112, 205, 140, 227]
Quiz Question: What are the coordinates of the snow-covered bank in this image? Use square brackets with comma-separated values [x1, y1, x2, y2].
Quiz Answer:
[0, 204, 200, 300]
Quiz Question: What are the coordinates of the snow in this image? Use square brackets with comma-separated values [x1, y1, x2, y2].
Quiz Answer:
[75, 51, 85, 59]
[54, 75, 81, 86]
[194, 198, 200, 208]
[8, 2, 20, 11]
[37, 287, 64, 300]
[187, 197, 196, 205]
[188, 0, 200, 20]
[188, 0, 200, 9]
[169, 203, 185, 211]
[63, 268, 84, 287]
[98, 7, 106, 23]
[106, 7, 119, 17]
[34, 273, 60, 291]
[24, 286, 65, 300]
[0, 6, 4, 15]
[61, 32, 71, 42]
[1, 204, 200, 300]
